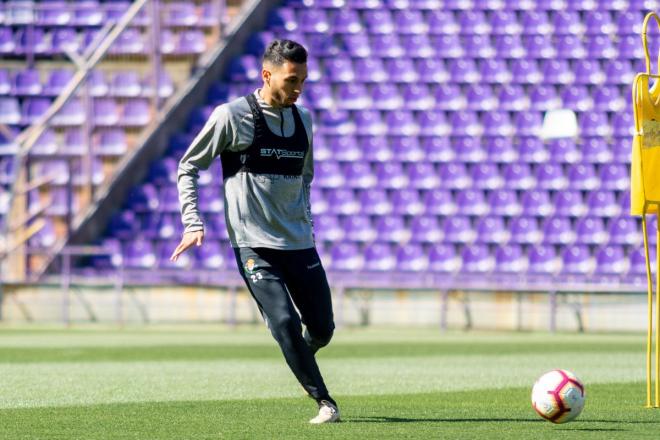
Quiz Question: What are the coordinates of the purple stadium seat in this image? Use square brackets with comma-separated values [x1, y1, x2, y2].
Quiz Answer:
[391, 189, 425, 215]
[608, 216, 640, 246]
[267, 8, 297, 33]
[31, 129, 58, 155]
[385, 58, 418, 83]
[485, 136, 518, 163]
[587, 35, 617, 59]
[567, 163, 600, 190]
[363, 243, 396, 271]
[386, 111, 419, 136]
[491, 10, 521, 35]
[432, 34, 464, 58]
[364, 9, 394, 34]
[371, 34, 404, 58]
[73, 1, 104, 26]
[443, 216, 476, 244]
[449, 59, 480, 84]
[575, 216, 608, 245]
[524, 34, 556, 59]
[341, 33, 370, 58]
[594, 245, 627, 276]
[111, 71, 142, 97]
[335, 84, 370, 110]
[305, 83, 333, 110]
[495, 35, 527, 60]
[458, 10, 490, 35]
[465, 84, 497, 112]
[598, 164, 628, 191]
[343, 162, 375, 189]
[434, 84, 465, 111]
[93, 99, 120, 126]
[98, 128, 128, 156]
[495, 244, 528, 273]
[51, 28, 81, 55]
[407, 163, 440, 189]
[488, 190, 521, 216]
[616, 35, 642, 61]
[108, 211, 138, 241]
[439, 162, 471, 189]
[529, 85, 561, 111]
[463, 35, 496, 59]
[616, 11, 642, 36]
[375, 162, 409, 189]
[195, 239, 226, 270]
[480, 59, 512, 84]
[127, 184, 159, 212]
[428, 243, 460, 273]
[361, 135, 392, 162]
[552, 11, 584, 35]
[603, 60, 634, 86]
[542, 216, 575, 245]
[450, 111, 482, 137]
[14, 69, 42, 96]
[471, 162, 503, 190]
[581, 137, 612, 164]
[396, 244, 429, 271]
[535, 163, 568, 190]
[611, 112, 634, 138]
[573, 59, 605, 86]
[527, 244, 559, 275]
[326, 188, 360, 215]
[561, 85, 592, 112]
[475, 216, 509, 244]
[521, 11, 552, 35]
[513, 112, 543, 136]
[43, 69, 74, 97]
[542, 59, 574, 85]
[554, 190, 586, 217]
[628, 246, 657, 279]
[177, 30, 206, 55]
[418, 111, 450, 137]
[341, 215, 377, 243]
[353, 58, 386, 83]
[122, 99, 151, 126]
[402, 34, 435, 59]
[299, 9, 329, 33]
[314, 214, 345, 242]
[358, 189, 393, 216]
[561, 245, 594, 275]
[586, 189, 620, 218]
[22, 97, 51, 125]
[409, 215, 443, 244]
[497, 85, 528, 111]
[318, 109, 354, 135]
[330, 136, 361, 162]
[316, 161, 344, 188]
[392, 136, 424, 162]
[123, 238, 157, 268]
[510, 216, 542, 245]
[394, 10, 427, 35]
[329, 243, 363, 271]
[0, 97, 22, 125]
[517, 136, 548, 163]
[52, 98, 85, 126]
[423, 189, 457, 216]
[547, 138, 580, 164]
[502, 163, 536, 190]
[427, 10, 460, 35]
[401, 84, 434, 110]
[461, 244, 494, 273]
[0, 28, 16, 55]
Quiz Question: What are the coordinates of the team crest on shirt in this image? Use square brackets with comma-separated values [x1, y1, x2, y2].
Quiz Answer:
[244, 258, 257, 274]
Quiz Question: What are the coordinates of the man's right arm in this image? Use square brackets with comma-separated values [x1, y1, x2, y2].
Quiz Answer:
[177, 105, 230, 233]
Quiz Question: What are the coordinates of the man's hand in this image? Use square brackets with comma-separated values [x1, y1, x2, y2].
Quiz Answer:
[170, 230, 204, 262]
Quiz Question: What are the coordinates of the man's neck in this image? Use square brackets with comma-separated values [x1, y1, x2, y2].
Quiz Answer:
[259, 87, 282, 109]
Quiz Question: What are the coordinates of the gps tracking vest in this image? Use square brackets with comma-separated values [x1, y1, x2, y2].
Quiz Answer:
[632, 13, 660, 215]
[220, 94, 309, 179]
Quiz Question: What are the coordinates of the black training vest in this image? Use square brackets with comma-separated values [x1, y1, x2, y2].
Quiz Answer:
[220, 94, 309, 180]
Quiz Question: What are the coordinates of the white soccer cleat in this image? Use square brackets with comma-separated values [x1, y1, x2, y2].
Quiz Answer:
[309, 400, 341, 424]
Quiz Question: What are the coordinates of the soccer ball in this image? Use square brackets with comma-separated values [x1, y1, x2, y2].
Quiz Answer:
[531, 369, 585, 424]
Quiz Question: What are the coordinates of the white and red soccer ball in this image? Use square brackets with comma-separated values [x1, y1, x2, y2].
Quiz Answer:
[531, 369, 586, 424]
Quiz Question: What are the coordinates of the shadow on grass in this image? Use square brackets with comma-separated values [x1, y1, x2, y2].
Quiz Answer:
[347, 416, 656, 426]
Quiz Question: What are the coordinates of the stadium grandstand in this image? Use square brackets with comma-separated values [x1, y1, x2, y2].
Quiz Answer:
[0, 0, 656, 331]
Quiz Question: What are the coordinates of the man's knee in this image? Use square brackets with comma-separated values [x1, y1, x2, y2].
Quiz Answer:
[305, 324, 334, 351]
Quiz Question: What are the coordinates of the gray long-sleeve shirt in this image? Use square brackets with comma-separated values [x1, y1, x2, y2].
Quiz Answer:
[177, 89, 315, 250]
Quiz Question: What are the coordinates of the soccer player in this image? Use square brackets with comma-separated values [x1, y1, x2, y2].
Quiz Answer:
[170, 40, 340, 424]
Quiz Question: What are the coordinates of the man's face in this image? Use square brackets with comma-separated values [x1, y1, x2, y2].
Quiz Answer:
[263, 61, 307, 107]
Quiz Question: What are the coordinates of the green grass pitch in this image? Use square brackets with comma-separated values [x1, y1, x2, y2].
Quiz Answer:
[0, 326, 658, 439]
